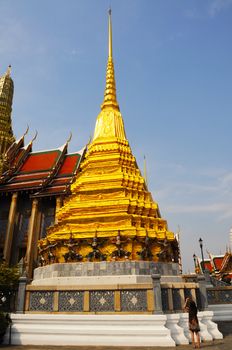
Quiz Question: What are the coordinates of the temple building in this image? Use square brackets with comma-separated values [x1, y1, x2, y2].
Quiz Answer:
[194, 230, 232, 283]
[0, 67, 85, 272]
[195, 251, 232, 283]
[0, 11, 179, 278]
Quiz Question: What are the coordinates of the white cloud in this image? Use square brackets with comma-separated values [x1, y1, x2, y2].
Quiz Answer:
[208, 0, 232, 17]
[0, 17, 51, 60]
[155, 182, 217, 202]
[70, 48, 84, 57]
[184, 8, 203, 20]
[0, 19, 27, 55]
[220, 172, 232, 187]
[166, 202, 231, 214]
[157, 162, 186, 172]
[184, 1, 232, 20]
[152, 165, 232, 224]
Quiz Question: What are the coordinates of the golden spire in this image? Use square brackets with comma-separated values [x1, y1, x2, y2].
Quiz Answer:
[101, 9, 119, 111]
[40, 10, 176, 265]
[93, 10, 126, 141]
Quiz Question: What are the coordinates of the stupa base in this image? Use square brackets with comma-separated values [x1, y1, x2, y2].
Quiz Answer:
[32, 260, 180, 286]
[22, 261, 182, 315]
[32, 274, 153, 286]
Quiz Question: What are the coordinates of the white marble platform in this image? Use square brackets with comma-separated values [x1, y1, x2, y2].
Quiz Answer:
[209, 304, 232, 321]
[4, 311, 222, 347]
[4, 314, 176, 347]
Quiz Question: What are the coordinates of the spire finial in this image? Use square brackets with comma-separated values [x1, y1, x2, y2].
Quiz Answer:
[31, 130, 38, 142]
[6, 65, 11, 77]
[23, 124, 29, 137]
[66, 131, 72, 144]
[101, 9, 119, 111]
[108, 8, 112, 58]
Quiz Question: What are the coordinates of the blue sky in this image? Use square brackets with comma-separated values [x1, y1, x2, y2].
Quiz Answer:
[0, 0, 232, 271]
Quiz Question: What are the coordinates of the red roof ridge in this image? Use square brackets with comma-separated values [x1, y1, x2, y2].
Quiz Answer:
[39, 143, 68, 188]
[220, 252, 232, 272]
[6, 135, 24, 156]
[1, 142, 33, 183]
[211, 254, 225, 258]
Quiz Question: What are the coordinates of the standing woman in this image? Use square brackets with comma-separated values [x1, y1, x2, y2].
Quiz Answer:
[184, 297, 201, 348]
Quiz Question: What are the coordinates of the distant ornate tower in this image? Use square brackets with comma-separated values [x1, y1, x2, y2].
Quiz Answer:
[0, 66, 15, 174]
[230, 227, 232, 251]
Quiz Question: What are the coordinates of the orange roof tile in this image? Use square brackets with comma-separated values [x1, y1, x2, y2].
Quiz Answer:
[200, 259, 213, 272]
[213, 256, 224, 271]
[57, 154, 81, 176]
[19, 150, 61, 173]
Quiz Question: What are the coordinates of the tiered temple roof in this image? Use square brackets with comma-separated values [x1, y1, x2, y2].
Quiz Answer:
[0, 133, 85, 196]
[197, 252, 232, 281]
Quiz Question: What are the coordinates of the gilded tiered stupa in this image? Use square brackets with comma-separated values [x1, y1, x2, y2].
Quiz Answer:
[0, 66, 15, 174]
[39, 12, 178, 264]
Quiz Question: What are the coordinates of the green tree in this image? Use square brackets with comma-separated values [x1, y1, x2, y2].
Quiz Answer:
[0, 263, 19, 343]
[0, 263, 19, 287]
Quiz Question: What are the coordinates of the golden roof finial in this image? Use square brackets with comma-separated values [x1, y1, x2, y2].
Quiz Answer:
[23, 124, 29, 137]
[101, 9, 119, 111]
[66, 131, 72, 144]
[31, 130, 38, 142]
[108, 8, 112, 58]
[143, 155, 148, 188]
[6, 65, 11, 77]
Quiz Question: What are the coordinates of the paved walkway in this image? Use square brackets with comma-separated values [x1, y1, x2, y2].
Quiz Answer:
[0, 322, 231, 350]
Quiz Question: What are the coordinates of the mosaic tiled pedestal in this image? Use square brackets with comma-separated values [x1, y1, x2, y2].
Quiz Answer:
[28, 261, 180, 314]
[32, 261, 180, 285]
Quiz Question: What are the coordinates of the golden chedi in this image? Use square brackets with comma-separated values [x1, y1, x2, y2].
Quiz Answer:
[39, 11, 178, 265]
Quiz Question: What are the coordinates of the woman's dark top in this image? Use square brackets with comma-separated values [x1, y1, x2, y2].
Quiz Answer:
[188, 300, 200, 333]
